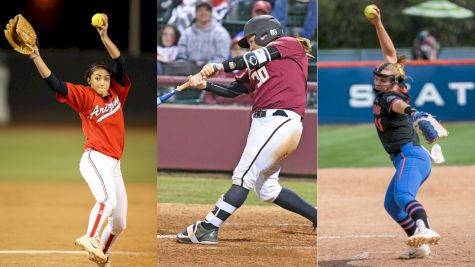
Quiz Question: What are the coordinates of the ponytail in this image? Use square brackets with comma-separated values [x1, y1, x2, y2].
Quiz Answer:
[296, 36, 314, 58]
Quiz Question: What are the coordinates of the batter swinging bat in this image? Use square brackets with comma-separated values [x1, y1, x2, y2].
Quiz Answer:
[157, 64, 222, 106]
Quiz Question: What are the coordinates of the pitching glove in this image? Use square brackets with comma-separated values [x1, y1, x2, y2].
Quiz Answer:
[4, 14, 38, 55]
[411, 111, 448, 144]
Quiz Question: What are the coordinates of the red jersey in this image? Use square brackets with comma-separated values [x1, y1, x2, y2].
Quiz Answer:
[236, 36, 308, 117]
[56, 76, 131, 159]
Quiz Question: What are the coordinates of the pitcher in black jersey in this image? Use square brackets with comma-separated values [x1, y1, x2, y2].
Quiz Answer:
[367, 5, 440, 260]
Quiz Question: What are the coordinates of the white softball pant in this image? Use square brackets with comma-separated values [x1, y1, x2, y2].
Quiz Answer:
[232, 109, 303, 202]
[79, 149, 127, 254]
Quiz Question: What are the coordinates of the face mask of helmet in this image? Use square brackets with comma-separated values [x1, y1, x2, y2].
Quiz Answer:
[372, 63, 398, 93]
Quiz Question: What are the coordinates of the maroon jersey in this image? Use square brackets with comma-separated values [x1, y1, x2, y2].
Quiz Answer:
[236, 36, 308, 117]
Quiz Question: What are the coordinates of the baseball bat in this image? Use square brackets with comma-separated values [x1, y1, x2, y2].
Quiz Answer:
[157, 81, 190, 106]
[157, 64, 222, 106]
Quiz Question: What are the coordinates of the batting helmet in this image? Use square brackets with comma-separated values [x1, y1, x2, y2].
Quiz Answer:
[238, 15, 284, 48]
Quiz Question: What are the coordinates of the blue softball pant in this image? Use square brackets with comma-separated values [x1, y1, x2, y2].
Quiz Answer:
[384, 142, 432, 222]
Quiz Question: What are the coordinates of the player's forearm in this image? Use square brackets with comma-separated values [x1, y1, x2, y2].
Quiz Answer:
[391, 99, 410, 114]
[205, 81, 248, 98]
[101, 35, 121, 59]
[374, 22, 397, 63]
[31, 55, 52, 79]
[222, 46, 281, 72]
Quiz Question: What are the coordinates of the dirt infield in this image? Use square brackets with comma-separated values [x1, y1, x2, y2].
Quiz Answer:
[318, 165, 475, 267]
[0, 181, 156, 267]
[157, 203, 317, 266]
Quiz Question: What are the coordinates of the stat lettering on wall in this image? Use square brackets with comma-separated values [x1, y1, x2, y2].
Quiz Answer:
[349, 82, 475, 108]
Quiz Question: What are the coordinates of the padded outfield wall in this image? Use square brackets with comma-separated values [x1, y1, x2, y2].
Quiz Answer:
[319, 60, 475, 124]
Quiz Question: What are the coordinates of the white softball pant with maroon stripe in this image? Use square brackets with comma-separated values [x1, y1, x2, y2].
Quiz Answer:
[232, 109, 303, 202]
[79, 149, 127, 255]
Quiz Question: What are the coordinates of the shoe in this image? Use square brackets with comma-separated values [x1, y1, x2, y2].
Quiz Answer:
[89, 254, 111, 267]
[74, 235, 107, 264]
[312, 222, 317, 232]
[176, 221, 219, 245]
[399, 244, 431, 259]
[406, 228, 440, 248]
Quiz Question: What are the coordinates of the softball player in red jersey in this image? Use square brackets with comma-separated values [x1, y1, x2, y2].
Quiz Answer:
[176, 15, 317, 245]
[29, 14, 129, 266]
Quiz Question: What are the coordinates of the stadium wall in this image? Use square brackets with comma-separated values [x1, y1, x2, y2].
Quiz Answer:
[157, 105, 317, 176]
[319, 60, 475, 124]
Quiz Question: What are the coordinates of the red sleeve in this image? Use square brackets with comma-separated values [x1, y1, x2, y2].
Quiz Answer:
[110, 75, 131, 104]
[56, 83, 94, 112]
[272, 37, 305, 59]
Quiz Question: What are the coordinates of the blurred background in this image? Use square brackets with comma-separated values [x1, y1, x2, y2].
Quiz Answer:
[318, 0, 475, 168]
[0, 0, 156, 125]
[156, 1, 317, 265]
[318, 2, 475, 265]
[0, 1, 157, 266]
[156, 0, 317, 177]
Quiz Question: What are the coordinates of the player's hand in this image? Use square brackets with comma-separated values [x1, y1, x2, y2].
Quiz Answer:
[367, 6, 382, 25]
[188, 74, 207, 90]
[29, 49, 40, 60]
[200, 63, 223, 78]
[96, 14, 109, 38]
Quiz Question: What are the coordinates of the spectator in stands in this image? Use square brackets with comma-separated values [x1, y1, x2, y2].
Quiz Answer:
[202, 31, 253, 105]
[167, 0, 197, 36]
[176, 0, 231, 68]
[157, 24, 181, 74]
[273, 0, 317, 39]
[168, 0, 230, 36]
[211, 0, 231, 23]
[412, 30, 439, 60]
[252, 0, 272, 17]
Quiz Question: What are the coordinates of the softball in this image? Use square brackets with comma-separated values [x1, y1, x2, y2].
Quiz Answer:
[91, 13, 105, 27]
[364, 4, 377, 19]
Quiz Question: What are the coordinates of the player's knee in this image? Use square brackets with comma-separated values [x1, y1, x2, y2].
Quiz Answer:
[256, 182, 282, 202]
[104, 196, 117, 210]
[233, 176, 254, 191]
[395, 192, 413, 209]
[112, 219, 126, 234]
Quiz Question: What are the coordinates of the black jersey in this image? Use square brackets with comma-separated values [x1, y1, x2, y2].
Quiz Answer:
[373, 91, 420, 154]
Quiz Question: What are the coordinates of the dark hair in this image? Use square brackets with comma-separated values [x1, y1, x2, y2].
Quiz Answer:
[84, 62, 112, 83]
[158, 24, 180, 47]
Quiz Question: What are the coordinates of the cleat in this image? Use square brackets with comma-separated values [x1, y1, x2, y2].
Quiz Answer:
[74, 235, 107, 264]
[399, 244, 431, 259]
[89, 253, 111, 267]
[406, 228, 440, 248]
[176, 221, 219, 245]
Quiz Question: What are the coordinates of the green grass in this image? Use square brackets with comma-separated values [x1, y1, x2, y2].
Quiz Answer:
[0, 126, 156, 183]
[157, 175, 317, 206]
[318, 122, 475, 168]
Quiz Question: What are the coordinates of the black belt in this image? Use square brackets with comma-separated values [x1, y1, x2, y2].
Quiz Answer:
[253, 109, 288, 118]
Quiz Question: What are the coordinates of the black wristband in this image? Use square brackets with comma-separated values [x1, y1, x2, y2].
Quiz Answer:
[404, 106, 417, 115]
